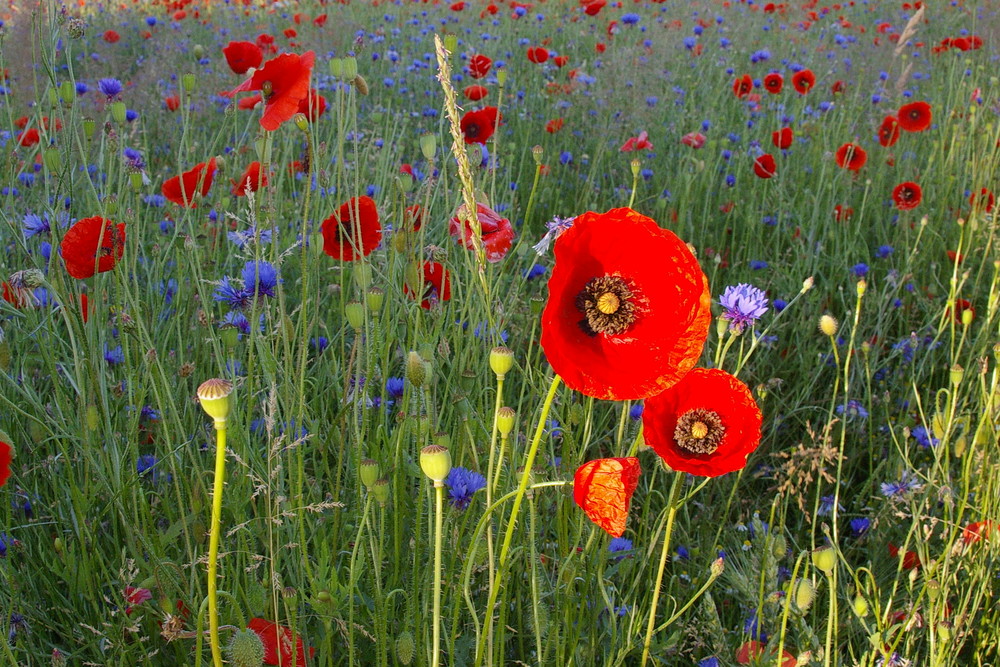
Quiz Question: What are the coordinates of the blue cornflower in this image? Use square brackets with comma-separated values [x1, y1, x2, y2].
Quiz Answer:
[621, 12, 640, 24]
[533, 215, 576, 255]
[241, 260, 279, 298]
[749, 260, 768, 270]
[137, 454, 159, 478]
[851, 262, 869, 277]
[876, 244, 894, 258]
[145, 16, 157, 26]
[523, 264, 547, 280]
[545, 418, 563, 438]
[675, 545, 690, 560]
[104, 344, 124, 365]
[221, 310, 252, 336]
[7, 613, 27, 645]
[228, 226, 274, 248]
[698, 659, 720, 667]
[213, 277, 253, 310]
[473, 322, 509, 343]
[850, 517, 870, 537]
[386, 377, 405, 398]
[719, 283, 768, 333]
[140, 405, 160, 421]
[559, 151, 573, 165]
[98, 77, 123, 99]
[629, 404, 644, 420]
[818, 495, 844, 516]
[744, 608, 767, 643]
[836, 399, 869, 419]
[310, 336, 329, 352]
[911, 425, 939, 448]
[0, 533, 14, 558]
[445, 467, 486, 510]
[123, 147, 144, 170]
[880, 469, 923, 499]
[22, 213, 50, 238]
[608, 537, 633, 554]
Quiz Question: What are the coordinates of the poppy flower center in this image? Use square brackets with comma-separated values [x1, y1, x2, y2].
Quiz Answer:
[262, 80, 274, 100]
[465, 123, 480, 138]
[576, 275, 637, 336]
[674, 408, 725, 454]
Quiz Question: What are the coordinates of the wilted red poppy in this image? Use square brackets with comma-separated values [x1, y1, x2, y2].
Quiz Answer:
[460, 107, 499, 145]
[449, 202, 515, 263]
[620, 131, 653, 152]
[103, 30, 120, 43]
[835, 143, 867, 171]
[296, 89, 327, 120]
[573, 457, 641, 537]
[232, 162, 268, 196]
[546, 118, 564, 133]
[404, 261, 451, 309]
[644, 368, 762, 477]
[772, 127, 793, 150]
[61, 216, 127, 280]
[732, 74, 753, 98]
[753, 153, 777, 179]
[763, 72, 783, 94]
[0, 441, 10, 488]
[247, 618, 315, 667]
[898, 101, 931, 132]
[969, 187, 995, 213]
[321, 196, 382, 261]
[222, 41, 264, 75]
[468, 54, 493, 79]
[892, 181, 921, 210]
[540, 208, 711, 401]
[526, 47, 549, 63]
[162, 158, 217, 207]
[792, 69, 815, 94]
[17, 128, 39, 147]
[888, 542, 920, 570]
[228, 51, 315, 131]
[463, 84, 489, 101]
[2, 282, 31, 308]
[878, 116, 900, 147]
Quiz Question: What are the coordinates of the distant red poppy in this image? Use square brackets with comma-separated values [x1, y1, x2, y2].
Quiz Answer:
[0, 441, 10, 489]
[835, 143, 867, 171]
[313, 14, 327, 26]
[449, 202, 515, 263]
[460, 106, 499, 145]
[595, 42, 606, 54]
[223, 41, 263, 74]
[553, 55, 569, 67]
[283, 27, 297, 38]
[228, 51, 315, 131]
[878, 116, 900, 147]
[247, 618, 315, 667]
[573, 457, 641, 537]
[772, 127, 793, 150]
[753, 153, 777, 179]
[736, 641, 796, 667]
[463, 84, 489, 101]
[61, 216, 127, 280]
[468, 54, 493, 79]
[898, 101, 932, 132]
[945, 298, 974, 323]
[295, 89, 327, 120]
[103, 30, 120, 43]
[833, 204, 854, 222]
[892, 181, 922, 210]
[763, 72, 783, 94]
[321, 196, 382, 261]
[17, 128, 39, 147]
[232, 162, 267, 196]
[732, 74, 753, 98]
[404, 261, 451, 309]
[681, 132, 706, 149]
[962, 520, 996, 545]
[527, 47, 549, 63]
[162, 158, 217, 207]
[540, 207, 711, 401]
[969, 187, 995, 213]
[831, 80, 845, 94]
[546, 118, 564, 133]
[791, 69, 816, 94]
[888, 542, 920, 570]
[404, 204, 424, 232]
[620, 130, 653, 152]
[450, 1, 465, 10]
[164, 95, 180, 112]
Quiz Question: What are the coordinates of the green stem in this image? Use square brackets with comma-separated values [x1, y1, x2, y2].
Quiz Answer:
[207, 424, 228, 667]
[640, 472, 684, 667]
[432, 483, 445, 667]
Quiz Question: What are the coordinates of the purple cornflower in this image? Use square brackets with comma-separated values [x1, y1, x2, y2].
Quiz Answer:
[22, 213, 50, 238]
[98, 77, 123, 99]
[241, 260, 279, 298]
[818, 495, 844, 516]
[228, 225, 273, 248]
[836, 399, 869, 419]
[444, 467, 486, 510]
[850, 517, 871, 537]
[911, 425, 939, 448]
[104, 344, 124, 365]
[880, 469, 923, 500]
[533, 215, 576, 255]
[213, 276, 253, 310]
[123, 147, 145, 171]
[385, 377, 405, 398]
[719, 283, 769, 333]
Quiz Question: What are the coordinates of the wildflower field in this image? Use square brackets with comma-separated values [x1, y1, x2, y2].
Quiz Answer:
[0, 0, 998, 664]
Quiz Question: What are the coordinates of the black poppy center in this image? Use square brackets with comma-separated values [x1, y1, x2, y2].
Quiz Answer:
[465, 123, 481, 139]
[576, 275, 638, 336]
[674, 408, 726, 455]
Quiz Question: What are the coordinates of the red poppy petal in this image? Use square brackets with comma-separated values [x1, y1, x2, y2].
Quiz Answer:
[0, 441, 12, 488]
[573, 457, 641, 537]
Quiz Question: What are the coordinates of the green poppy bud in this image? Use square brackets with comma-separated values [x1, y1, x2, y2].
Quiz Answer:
[345, 301, 365, 330]
[360, 459, 380, 489]
[811, 545, 836, 575]
[227, 628, 265, 667]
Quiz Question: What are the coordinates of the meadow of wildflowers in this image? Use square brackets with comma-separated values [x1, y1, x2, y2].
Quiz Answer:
[0, 0, 998, 665]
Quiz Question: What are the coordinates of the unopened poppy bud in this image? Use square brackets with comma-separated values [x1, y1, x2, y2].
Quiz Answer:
[129, 171, 143, 192]
[54, 537, 64, 556]
[961, 308, 974, 326]
[396, 630, 415, 665]
[182, 73, 196, 93]
[316, 589, 333, 604]
[937, 621, 952, 641]
[497, 407, 515, 436]
[366, 287, 384, 312]
[406, 351, 428, 388]
[342, 56, 359, 79]
[857, 279, 867, 297]
[489, 346, 514, 379]
[110, 101, 127, 124]
[819, 315, 838, 337]
[795, 578, 816, 611]
[345, 301, 364, 330]
[360, 458, 380, 488]
[227, 628, 265, 667]
[710, 557, 725, 577]
[293, 113, 309, 132]
[949, 364, 964, 387]
[353, 263, 372, 290]
[420, 444, 451, 484]
[811, 545, 836, 575]
[219, 324, 240, 349]
[60, 81, 75, 105]
[197, 378, 234, 428]
[47, 87, 58, 107]
[801, 276, 815, 293]
[443, 33, 458, 53]
[532, 145, 543, 165]
[51, 648, 67, 667]
[716, 316, 728, 337]
[852, 594, 869, 617]
[419, 132, 437, 160]
[496, 68, 507, 86]
[329, 58, 343, 78]
[353, 74, 370, 96]
[398, 172, 414, 192]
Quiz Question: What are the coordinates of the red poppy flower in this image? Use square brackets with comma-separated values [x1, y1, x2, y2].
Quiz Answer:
[831, 80, 846, 94]
[736, 641, 796, 667]
[835, 143, 867, 171]
[468, 54, 493, 79]
[222, 41, 264, 75]
[164, 95, 180, 112]
[247, 618, 315, 667]
[14, 116, 28, 129]
[681, 132, 706, 149]
[878, 115, 900, 147]
[897, 101, 932, 132]
[463, 85, 489, 101]
[161, 158, 217, 207]
[753, 153, 777, 179]
[620, 131, 653, 152]
[283, 27, 298, 38]
[404, 261, 451, 309]
[791, 69, 815, 94]
[17, 128, 39, 147]
[892, 181, 921, 210]
[61, 216, 127, 280]
[460, 106, 500, 145]
[228, 51, 315, 131]
[295, 89, 327, 120]
[763, 72, 783, 94]
[449, 202, 515, 263]
[573, 457, 641, 537]
[553, 55, 569, 67]
[313, 13, 327, 26]
[595, 42, 606, 54]
[962, 520, 996, 545]
[644, 368, 762, 477]
[969, 187, 995, 213]
[772, 127, 793, 150]
[888, 542, 920, 570]
[540, 207, 711, 401]
[232, 162, 268, 196]
[238, 94, 262, 110]
[0, 441, 10, 489]
[833, 204, 854, 222]
[527, 47, 549, 63]
[103, 30, 120, 43]
[546, 118, 564, 133]
[321, 196, 382, 261]
[732, 74, 753, 98]
[582, 0, 606, 15]
[404, 204, 424, 232]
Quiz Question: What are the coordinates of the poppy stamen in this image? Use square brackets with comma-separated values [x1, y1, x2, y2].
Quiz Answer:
[261, 80, 274, 100]
[674, 408, 725, 454]
[576, 275, 637, 336]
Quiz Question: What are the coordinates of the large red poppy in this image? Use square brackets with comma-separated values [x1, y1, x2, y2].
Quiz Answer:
[753, 153, 777, 179]
[162, 158, 217, 207]
[468, 54, 493, 79]
[222, 41, 264, 75]
[892, 181, 922, 210]
[763, 72, 783, 94]
[878, 116, 900, 147]
[772, 128, 793, 150]
[61, 216, 127, 280]
[791, 69, 815, 94]
[0, 441, 11, 488]
[321, 196, 382, 261]
[231, 161, 268, 196]
[835, 143, 867, 171]
[247, 618, 315, 667]
[404, 261, 452, 309]
[449, 202, 515, 263]
[643, 368, 762, 477]
[573, 457, 641, 537]
[228, 51, 315, 131]
[898, 101, 932, 132]
[540, 207, 711, 401]
[732, 74, 753, 98]
[526, 47, 549, 63]
[460, 107, 500, 145]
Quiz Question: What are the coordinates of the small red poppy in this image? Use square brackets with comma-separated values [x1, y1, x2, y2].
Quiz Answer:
[878, 115, 900, 148]
[833, 204, 854, 222]
[595, 42, 606, 54]
[468, 54, 493, 79]
[232, 162, 268, 196]
[753, 153, 777, 179]
[763, 72, 783, 94]
[17, 128, 39, 147]
[449, 202, 516, 263]
[295, 89, 327, 120]
[546, 118, 564, 133]
[897, 101, 932, 132]
[969, 187, 995, 213]
[945, 298, 973, 323]
[791, 69, 816, 94]
[404, 204, 424, 232]
[835, 143, 867, 171]
[573, 457, 641, 537]
[463, 85, 489, 101]
[736, 641, 796, 667]
[223, 41, 264, 75]
[887, 542, 920, 570]
[247, 618, 316, 667]
[553, 55, 569, 67]
[732, 74, 753, 98]
[321, 196, 382, 261]
[313, 13, 328, 26]
[644, 368, 762, 477]
[527, 47, 549, 63]
[540, 208, 711, 401]
[103, 30, 120, 43]
[162, 158, 217, 208]
[772, 127, 793, 150]
[283, 27, 298, 38]
[164, 95, 180, 112]
[404, 261, 452, 309]
[892, 181, 921, 210]
[962, 520, 996, 545]
[460, 107, 500, 145]
[228, 51, 316, 131]
[831, 80, 845, 94]
[0, 441, 11, 489]
[61, 216, 127, 280]
[582, 0, 606, 15]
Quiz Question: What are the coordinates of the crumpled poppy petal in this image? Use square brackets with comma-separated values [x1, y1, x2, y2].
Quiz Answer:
[573, 457, 641, 537]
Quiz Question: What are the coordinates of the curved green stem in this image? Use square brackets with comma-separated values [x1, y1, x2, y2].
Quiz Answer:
[640, 472, 684, 667]
[207, 424, 228, 667]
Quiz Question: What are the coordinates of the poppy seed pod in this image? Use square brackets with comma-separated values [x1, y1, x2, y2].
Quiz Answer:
[328, 58, 343, 77]
[197, 378, 234, 428]
[419, 133, 437, 160]
[406, 351, 428, 388]
[811, 545, 836, 575]
[366, 287, 384, 312]
[341, 57, 358, 80]
[182, 73, 196, 92]
[345, 301, 364, 330]
[420, 444, 452, 484]
[489, 346, 514, 379]
[496, 407, 515, 436]
[360, 459, 380, 488]
[372, 478, 390, 504]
